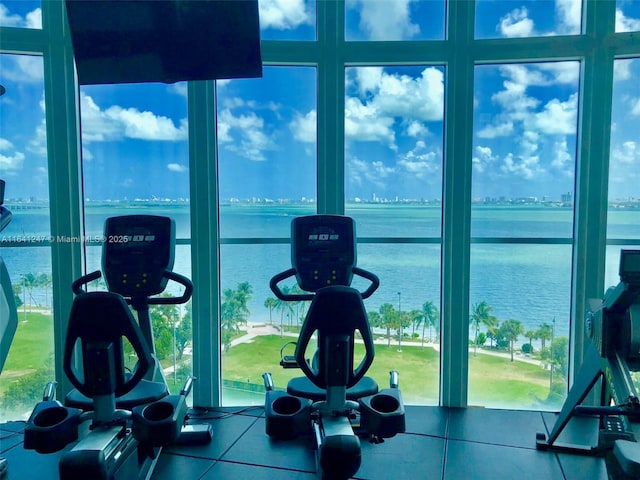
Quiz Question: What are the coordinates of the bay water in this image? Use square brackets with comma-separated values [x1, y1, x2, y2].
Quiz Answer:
[2, 203, 639, 342]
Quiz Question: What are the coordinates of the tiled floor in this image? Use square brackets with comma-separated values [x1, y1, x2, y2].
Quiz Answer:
[1, 406, 609, 479]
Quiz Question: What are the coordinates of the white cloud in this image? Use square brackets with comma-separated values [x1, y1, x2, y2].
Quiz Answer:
[345, 97, 396, 146]
[492, 80, 540, 115]
[500, 152, 543, 180]
[1, 55, 44, 84]
[259, 0, 311, 30]
[355, 67, 384, 97]
[0, 5, 41, 28]
[107, 107, 188, 141]
[79, 93, 188, 143]
[477, 122, 514, 139]
[346, 66, 444, 148]
[374, 68, 444, 121]
[499, 8, 535, 37]
[167, 163, 187, 173]
[217, 109, 276, 161]
[616, 8, 640, 32]
[348, 156, 394, 191]
[25, 8, 42, 29]
[0, 138, 24, 172]
[612, 141, 639, 165]
[405, 121, 429, 138]
[498, 1, 582, 38]
[531, 93, 578, 135]
[550, 138, 574, 176]
[397, 144, 440, 180]
[555, 0, 582, 34]
[472, 145, 498, 173]
[353, 0, 420, 40]
[289, 109, 316, 143]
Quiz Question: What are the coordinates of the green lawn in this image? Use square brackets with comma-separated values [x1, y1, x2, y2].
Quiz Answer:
[1, 311, 54, 376]
[222, 335, 555, 409]
[1, 314, 557, 410]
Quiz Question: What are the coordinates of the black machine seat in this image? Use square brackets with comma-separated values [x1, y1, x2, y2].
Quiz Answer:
[63, 291, 168, 409]
[65, 377, 168, 411]
[292, 285, 376, 393]
[287, 376, 378, 402]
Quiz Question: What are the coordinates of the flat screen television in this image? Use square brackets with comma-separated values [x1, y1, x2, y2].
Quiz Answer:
[65, 0, 262, 85]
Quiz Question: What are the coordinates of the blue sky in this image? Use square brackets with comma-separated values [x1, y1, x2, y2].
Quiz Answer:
[1, 0, 639, 202]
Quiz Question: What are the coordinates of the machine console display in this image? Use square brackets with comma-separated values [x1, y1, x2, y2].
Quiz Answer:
[620, 249, 640, 286]
[292, 215, 356, 292]
[102, 215, 175, 297]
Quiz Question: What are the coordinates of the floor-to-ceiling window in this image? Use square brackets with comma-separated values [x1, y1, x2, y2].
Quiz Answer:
[1, 0, 639, 414]
[217, 66, 317, 404]
[0, 47, 54, 419]
[78, 82, 192, 393]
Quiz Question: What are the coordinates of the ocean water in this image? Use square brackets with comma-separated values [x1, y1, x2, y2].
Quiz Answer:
[2, 203, 639, 341]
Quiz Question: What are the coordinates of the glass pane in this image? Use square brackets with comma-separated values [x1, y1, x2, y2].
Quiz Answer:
[608, 58, 640, 226]
[345, 66, 445, 215]
[345, 0, 445, 41]
[220, 243, 291, 405]
[616, 0, 640, 32]
[344, 65, 443, 405]
[0, 1, 41, 29]
[259, 0, 316, 40]
[217, 67, 317, 405]
[217, 66, 317, 238]
[475, 0, 582, 39]
[469, 62, 579, 410]
[79, 82, 192, 394]
[359, 243, 440, 405]
[469, 245, 571, 409]
[0, 54, 53, 420]
[607, 57, 640, 324]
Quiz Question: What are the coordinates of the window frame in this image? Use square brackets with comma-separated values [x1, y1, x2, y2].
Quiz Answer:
[1, 0, 639, 409]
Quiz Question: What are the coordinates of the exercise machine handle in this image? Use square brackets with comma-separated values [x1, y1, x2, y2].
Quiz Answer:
[269, 268, 314, 301]
[146, 271, 193, 305]
[270, 267, 379, 301]
[72, 270, 192, 304]
[72, 270, 102, 294]
[352, 267, 380, 299]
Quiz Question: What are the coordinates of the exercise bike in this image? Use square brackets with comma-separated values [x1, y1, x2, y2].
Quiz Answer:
[536, 249, 640, 478]
[24, 215, 210, 480]
[262, 214, 405, 479]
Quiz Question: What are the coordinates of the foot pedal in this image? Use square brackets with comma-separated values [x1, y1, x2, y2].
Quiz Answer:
[280, 355, 299, 368]
[279, 342, 299, 369]
[176, 424, 213, 445]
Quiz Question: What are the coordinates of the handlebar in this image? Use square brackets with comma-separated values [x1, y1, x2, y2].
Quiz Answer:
[269, 267, 379, 301]
[72, 269, 193, 304]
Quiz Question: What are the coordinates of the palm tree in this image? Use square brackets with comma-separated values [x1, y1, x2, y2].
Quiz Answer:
[524, 329, 537, 352]
[22, 273, 39, 312]
[264, 297, 277, 325]
[470, 301, 494, 357]
[378, 303, 396, 348]
[37, 273, 52, 308]
[409, 309, 422, 338]
[500, 318, 524, 362]
[421, 301, 439, 349]
[536, 322, 553, 351]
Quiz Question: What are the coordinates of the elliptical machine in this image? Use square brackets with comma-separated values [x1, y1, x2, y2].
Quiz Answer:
[536, 249, 640, 478]
[262, 215, 406, 479]
[24, 215, 208, 480]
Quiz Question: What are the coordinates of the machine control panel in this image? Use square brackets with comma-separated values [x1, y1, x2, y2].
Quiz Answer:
[102, 215, 175, 297]
[291, 215, 356, 292]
